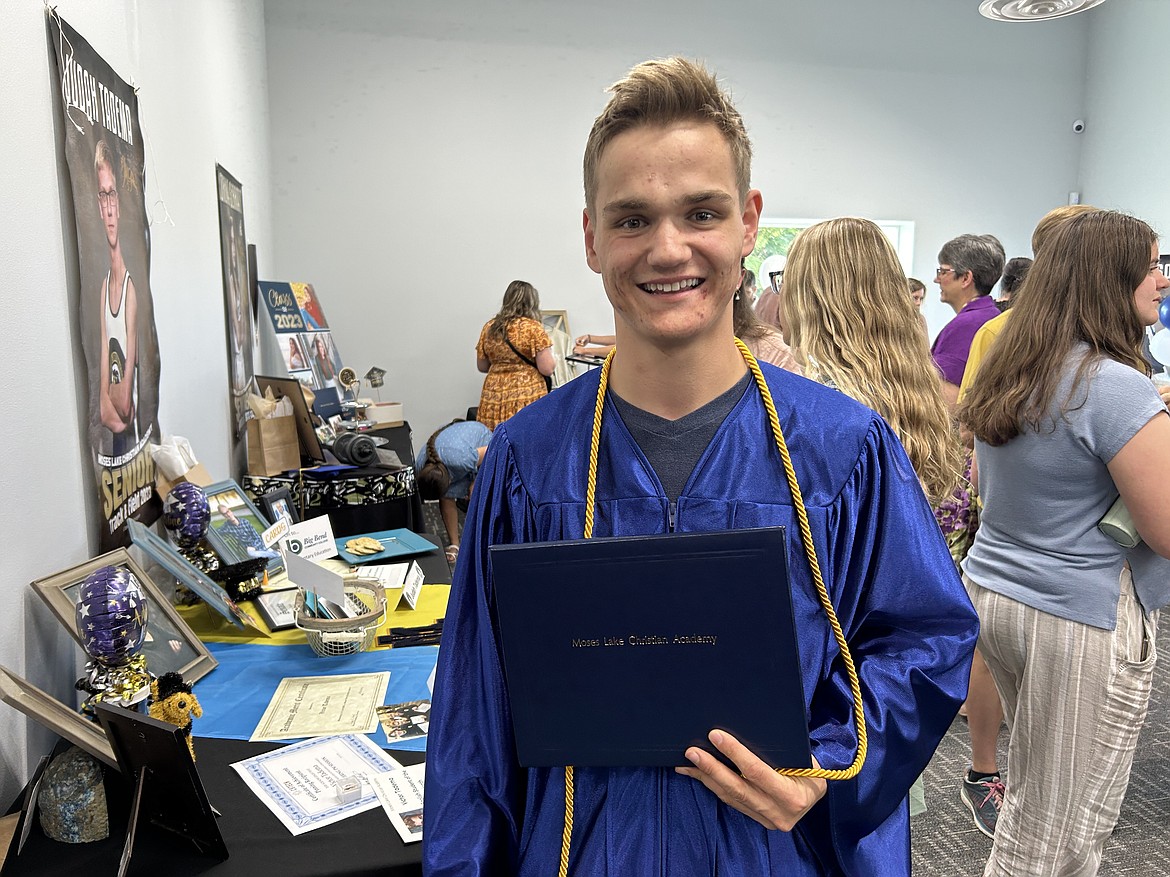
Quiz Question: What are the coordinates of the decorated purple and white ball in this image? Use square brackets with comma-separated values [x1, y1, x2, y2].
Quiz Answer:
[75, 565, 148, 666]
[163, 482, 211, 547]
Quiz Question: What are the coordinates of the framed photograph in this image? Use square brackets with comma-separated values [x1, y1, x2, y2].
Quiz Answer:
[203, 479, 284, 576]
[128, 520, 262, 633]
[0, 665, 117, 768]
[541, 309, 575, 389]
[258, 486, 298, 525]
[254, 588, 299, 631]
[30, 548, 217, 684]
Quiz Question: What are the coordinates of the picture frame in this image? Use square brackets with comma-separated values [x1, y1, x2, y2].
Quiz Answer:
[128, 520, 261, 632]
[203, 479, 284, 576]
[255, 374, 326, 463]
[254, 587, 299, 631]
[540, 309, 575, 389]
[30, 548, 217, 685]
[257, 486, 298, 525]
[0, 665, 117, 768]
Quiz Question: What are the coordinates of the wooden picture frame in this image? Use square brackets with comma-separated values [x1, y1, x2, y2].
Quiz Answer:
[257, 486, 298, 525]
[203, 479, 284, 576]
[30, 549, 217, 685]
[540, 309, 575, 389]
[0, 665, 117, 768]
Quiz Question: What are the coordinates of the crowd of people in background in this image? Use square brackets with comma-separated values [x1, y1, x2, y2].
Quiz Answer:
[414, 56, 1170, 877]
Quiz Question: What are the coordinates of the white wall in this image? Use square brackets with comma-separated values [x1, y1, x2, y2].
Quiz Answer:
[264, 0, 1091, 443]
[1080, 0, 1170, 235]
[0, 0, 272, 806]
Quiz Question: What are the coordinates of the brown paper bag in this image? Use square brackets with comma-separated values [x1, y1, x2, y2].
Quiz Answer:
[246, 415, 300, 476]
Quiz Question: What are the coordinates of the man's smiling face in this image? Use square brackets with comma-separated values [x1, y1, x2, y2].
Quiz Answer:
[583, 121, 760, 354]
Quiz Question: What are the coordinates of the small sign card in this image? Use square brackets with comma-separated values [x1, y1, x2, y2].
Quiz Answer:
[281, 514, 338, 562]
[261, 516, 291, 549]
[395, 562, 425, 611]
[283, 550, 347, 607]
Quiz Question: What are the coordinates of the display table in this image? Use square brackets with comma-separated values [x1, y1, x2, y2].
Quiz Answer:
[243, 422, 426, 538]
[2, 538, 452, 876]
[177, 547, 452, 645]
[4, 737, 425, 877]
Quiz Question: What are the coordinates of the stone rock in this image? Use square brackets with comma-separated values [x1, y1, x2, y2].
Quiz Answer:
[38, 746, 109, 843]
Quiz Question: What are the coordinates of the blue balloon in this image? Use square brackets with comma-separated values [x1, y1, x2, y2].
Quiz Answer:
[1159, 296, 1170, 330]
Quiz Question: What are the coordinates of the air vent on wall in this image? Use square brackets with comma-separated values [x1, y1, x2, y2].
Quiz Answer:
[978, 0, 1109, 22]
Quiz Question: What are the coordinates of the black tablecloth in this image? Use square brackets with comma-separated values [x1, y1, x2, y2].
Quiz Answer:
[5, 738, 424, 877]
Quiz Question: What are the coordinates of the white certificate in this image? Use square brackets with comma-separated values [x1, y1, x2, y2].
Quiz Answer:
[232, 734, 402, 835]
[251, 672, 390, 741]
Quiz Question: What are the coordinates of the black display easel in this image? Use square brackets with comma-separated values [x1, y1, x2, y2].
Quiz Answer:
[94, 704, 228, 876]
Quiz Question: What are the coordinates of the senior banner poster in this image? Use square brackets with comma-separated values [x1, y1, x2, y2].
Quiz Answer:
[216, 165, 255, 447]
[49, 13, 162, 549]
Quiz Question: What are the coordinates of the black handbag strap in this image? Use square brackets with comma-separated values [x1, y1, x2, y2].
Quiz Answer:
[503, 332, 539, 370]
[503, 329, 552, 392]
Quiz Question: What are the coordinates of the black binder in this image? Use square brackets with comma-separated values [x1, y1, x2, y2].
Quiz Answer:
[490, 527, 811, 769]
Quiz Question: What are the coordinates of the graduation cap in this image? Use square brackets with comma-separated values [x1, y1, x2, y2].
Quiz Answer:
[365, 366, 387, 389]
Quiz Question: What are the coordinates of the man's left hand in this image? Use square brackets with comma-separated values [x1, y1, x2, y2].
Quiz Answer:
[675, 730, 826, 832]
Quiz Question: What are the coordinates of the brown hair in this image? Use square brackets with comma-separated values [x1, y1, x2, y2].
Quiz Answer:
[583, 57, 752, 213]
[416, 420, 463, 501]
[959, 210, 1155, 446]
[489, 280, 541, 342]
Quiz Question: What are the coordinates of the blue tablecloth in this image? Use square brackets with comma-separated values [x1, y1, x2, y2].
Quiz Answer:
[192, 641, 438, 752]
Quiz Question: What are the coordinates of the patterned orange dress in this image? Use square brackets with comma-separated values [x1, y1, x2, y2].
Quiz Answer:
[475, 317, 552, 430]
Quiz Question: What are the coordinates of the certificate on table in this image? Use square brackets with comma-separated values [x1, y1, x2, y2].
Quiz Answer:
[232, 734, 402, 835]
[251, 672, 390, 741]
[370, 763, 426, 844]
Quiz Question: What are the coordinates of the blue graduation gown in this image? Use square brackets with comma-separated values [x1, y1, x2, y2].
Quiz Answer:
[423, 364, 978, 876]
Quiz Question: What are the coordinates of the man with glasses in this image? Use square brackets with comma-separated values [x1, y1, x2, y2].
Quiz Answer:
[95, 138, 139, 456]
[931, 233, 1004, 410]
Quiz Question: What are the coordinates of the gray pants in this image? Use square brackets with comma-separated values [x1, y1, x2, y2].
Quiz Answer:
[965, 570, 1158, 877]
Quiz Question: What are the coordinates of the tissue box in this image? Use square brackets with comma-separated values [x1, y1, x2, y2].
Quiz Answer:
[246, 415, 301, 476]
[367, 401, 404, 426]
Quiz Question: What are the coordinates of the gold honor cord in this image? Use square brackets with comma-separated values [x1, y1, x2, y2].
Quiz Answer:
[557, 340, 868, 877]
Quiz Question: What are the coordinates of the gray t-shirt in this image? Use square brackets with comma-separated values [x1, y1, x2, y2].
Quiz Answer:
[963, 345, 1169, 628]
[611, 373, 752, 503]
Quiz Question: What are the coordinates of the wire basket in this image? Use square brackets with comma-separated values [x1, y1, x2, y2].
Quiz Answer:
[294, 578, 386, 657]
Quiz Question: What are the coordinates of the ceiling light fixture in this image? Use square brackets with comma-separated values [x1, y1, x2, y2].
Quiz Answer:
[978, 0, 1109, 22]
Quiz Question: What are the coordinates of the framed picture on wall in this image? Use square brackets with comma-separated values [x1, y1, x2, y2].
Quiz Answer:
[540, 310, 575, 389]
[30, 549, 217, 684]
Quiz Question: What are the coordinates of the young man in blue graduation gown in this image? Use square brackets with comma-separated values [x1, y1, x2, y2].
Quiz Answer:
[423, 57, 978, 876]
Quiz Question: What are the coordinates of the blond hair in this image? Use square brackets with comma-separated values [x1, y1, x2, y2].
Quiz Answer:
[583, 57, 751, 213]
[783, 217, 962, 504]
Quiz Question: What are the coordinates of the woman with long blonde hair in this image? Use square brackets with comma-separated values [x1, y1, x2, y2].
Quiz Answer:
[783, 217, 962, 505]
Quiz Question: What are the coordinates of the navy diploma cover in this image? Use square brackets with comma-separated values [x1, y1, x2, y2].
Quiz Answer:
[490, 527, 810, 769]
